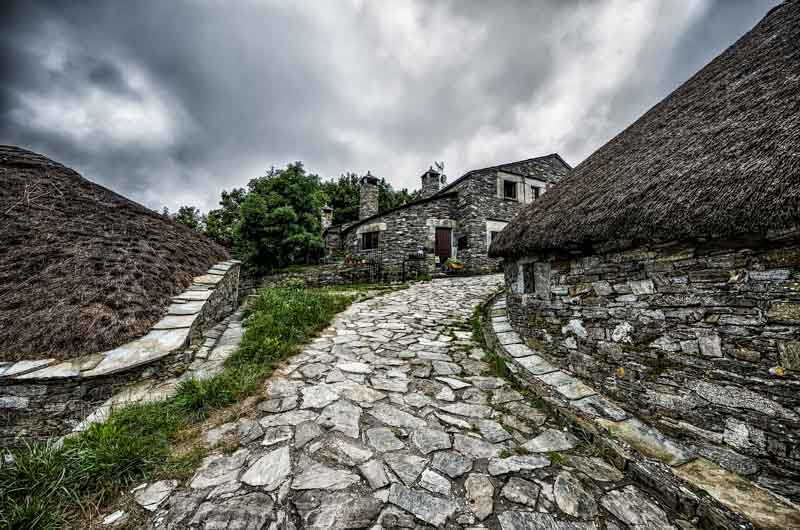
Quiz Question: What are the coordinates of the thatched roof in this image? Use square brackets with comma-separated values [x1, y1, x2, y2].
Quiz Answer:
[0, 146, 228, 362]
[491, 1, 800, 258]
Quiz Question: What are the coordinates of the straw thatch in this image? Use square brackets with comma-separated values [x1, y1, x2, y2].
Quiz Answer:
[491, 1, 800, 258]
[0, 146, 228, 362]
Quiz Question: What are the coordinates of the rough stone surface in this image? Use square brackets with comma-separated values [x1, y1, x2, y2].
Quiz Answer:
[554, 471, 598, 520]
[292, 461, 361, 490]
[383, 453, 428, 486]
[465, 473, 494, 520]
[501, 477, 541, 507]
[367, 427, 405, 452]
[190, 492, 274, 529]
[502, 240, 800, 501]
[418, 468, 451, 496]
[411, 427, 451, 454]
[522, 429, 579, 453]
[190, 449, 249, 489]
[600, 486, 674, 530]
[240, 446, 291, 491]
[140, 277, 710, 529]
[133, 480, 177, 511]
[388, 483, 457, 527]
[488, 454, 550, 476]
[431, 450, 474, 478]
[498, 511, 597, 530]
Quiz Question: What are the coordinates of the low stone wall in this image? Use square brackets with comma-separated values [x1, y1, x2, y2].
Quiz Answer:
[481, 292, 800, 530]
[0, 261, 240, 445]
[502, 232, 800, 502]
[256, 263, 383, 289]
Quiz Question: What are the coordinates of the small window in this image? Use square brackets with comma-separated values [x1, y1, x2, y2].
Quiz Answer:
[457, 236, 468, 250]
[361, 231, 380, 250]
[503, 180, 517, 200]
[490, 231, 500, 244]
[532, 186, 540, 199]
[523, 263, 536, 294]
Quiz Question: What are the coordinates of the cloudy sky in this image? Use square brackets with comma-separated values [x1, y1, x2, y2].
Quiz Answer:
[1, 0, 778, 213]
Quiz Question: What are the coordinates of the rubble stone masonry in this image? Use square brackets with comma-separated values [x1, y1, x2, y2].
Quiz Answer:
[503, 231, 800, 501]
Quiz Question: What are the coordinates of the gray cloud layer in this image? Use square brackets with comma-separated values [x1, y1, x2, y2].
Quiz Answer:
[0, 0, 778, 212]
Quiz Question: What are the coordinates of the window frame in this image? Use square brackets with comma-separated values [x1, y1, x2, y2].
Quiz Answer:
[503, 180, 517, 200]
[361, 231, 380, 251]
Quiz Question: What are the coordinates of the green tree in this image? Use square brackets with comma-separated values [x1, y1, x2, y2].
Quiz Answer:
[320, 173, 360, 225]
[320, 173, 415, 225]
[204, 188, 246, 247]
[173, 205, 203, 232]
[378, 178, 413, 211]
[234, 162, 325, 273]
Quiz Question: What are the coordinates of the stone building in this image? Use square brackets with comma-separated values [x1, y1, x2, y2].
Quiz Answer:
[324, 155, 570, 275]
[490, 1, 800, 502]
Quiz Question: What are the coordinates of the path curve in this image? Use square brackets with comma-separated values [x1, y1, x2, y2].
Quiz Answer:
[134, 276, 687, 530]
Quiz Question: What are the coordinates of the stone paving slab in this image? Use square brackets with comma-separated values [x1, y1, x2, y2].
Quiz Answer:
[108, 276, 705, 529]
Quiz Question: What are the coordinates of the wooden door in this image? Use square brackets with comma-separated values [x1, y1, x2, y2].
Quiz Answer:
[435, 227, 452, 264]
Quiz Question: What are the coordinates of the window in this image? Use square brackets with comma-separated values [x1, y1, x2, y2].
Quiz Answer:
[361, 231, 380, 250]
[531, 186, 540, 200]
[490, 231, 500, 244]
[503, 180, 517, 200]
[457, 235, 468, 250]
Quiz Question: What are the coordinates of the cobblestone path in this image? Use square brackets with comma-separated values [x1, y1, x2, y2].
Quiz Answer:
[132, 276, 687, 529]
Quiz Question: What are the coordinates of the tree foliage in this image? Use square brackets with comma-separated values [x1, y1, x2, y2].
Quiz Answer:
[378, 178, 414, 212]
[319, 173, 414, 225]
[173, 206, 203, 232]
[172, 163, 417, 274]
[204, 188, 246, 247]
[320, 173, 360, 225]
[234, 162, 325, 273]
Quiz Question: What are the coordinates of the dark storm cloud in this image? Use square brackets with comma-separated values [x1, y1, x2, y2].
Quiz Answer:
[0, 0, 780, 211]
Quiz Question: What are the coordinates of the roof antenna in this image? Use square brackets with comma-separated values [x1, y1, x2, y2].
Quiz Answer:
[434, 161, 446, 184]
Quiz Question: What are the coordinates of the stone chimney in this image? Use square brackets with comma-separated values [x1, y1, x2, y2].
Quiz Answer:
[419, 167, 441, 199]
[321, 205, 333, 231]
[359, 172, 379, 219]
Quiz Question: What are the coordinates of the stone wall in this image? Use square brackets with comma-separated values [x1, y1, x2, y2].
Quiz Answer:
[503, 233, 800, 501]
[343, 195, 458, 274]
[0, 261, 241, 445]
[258, 263, 378, 288]
[453, 169, 528, 274]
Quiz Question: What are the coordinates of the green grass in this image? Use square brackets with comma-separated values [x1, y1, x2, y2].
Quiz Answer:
[469, 305, 484, 346]
[484, 349, 512, 379]
[0, 285, 355, 528]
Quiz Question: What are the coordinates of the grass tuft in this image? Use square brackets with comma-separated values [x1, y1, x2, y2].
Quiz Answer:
[485, 349, 511, 379]
[0, 285, 355, 528]
[548, 451, 565, 465]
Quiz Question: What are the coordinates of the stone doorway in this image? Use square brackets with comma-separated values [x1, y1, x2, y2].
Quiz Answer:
[435, 227, 452, 266]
